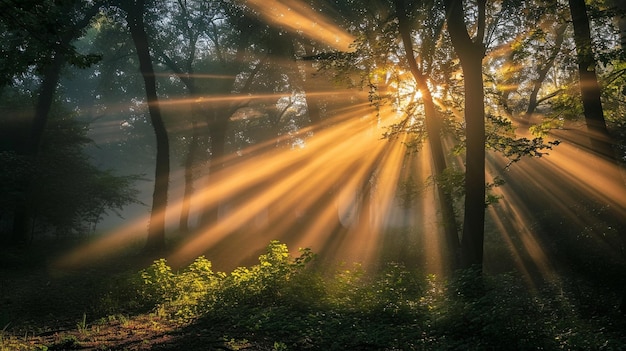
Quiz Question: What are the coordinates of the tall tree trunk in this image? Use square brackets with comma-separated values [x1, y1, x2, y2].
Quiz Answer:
[570, 0, 626, 315]
[568, 0, 614, 160]
[459, 59, 486, 269]
[444, 0, 487, 270]
[394, 0, 460, 269]
[128, 0, 171, 251]
[198, 36, 252, 227]
[157, 49, 199, 234]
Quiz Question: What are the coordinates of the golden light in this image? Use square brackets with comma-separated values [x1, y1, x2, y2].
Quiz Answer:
[482, 122, 626, 286]
[57, 0, 626, 285]
[387, 70, 422, 111]
[58, 80, 456, 274]
[238, 0, 356, 52]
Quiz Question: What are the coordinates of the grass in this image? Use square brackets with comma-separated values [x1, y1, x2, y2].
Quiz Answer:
[1, 239, 625, 350]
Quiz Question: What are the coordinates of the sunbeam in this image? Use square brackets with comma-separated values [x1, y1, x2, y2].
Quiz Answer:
[168, 103, 403, 268]
[238, 0, 356, 52]
[484, 120, 626, 283]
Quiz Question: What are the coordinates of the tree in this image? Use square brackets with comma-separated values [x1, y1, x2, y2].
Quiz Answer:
[300, 0, 552, 271]
[568, 0, 615, 160]
[147, 0, 216, 234]
[126, 0, 171, 250]
[569, 0, 626, 316]
[0, 88, 140, 240]
[523, 22, 569, 120]
[443, 0, 488, 269]
[149, 0, 276, 230]
[394, 0, 460, 268]
[0, 0, 101, 244]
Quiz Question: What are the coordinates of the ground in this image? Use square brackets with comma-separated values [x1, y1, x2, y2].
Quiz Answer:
[0, 240, 259, 351]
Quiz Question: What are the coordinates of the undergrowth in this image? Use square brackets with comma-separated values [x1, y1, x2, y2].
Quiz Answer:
[137, 240, 626, 350]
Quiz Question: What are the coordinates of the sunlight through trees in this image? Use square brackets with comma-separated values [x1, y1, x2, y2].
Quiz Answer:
[1, 1, 626, 347]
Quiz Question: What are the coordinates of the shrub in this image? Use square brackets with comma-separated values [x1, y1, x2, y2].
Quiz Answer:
[140, 256, 222, 319]
[139, 241, 316, 320]
[137, 241, 626, 350]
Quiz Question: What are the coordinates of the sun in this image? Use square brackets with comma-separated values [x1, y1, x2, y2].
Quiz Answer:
[386, 69, 447, 113]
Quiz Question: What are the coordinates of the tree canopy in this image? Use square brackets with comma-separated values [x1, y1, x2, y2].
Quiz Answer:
[0, 0, 624, 283]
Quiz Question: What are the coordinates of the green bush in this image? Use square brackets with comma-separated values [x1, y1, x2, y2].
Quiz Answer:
[140, 256, 222, 319]
[137, 241, 626, 350]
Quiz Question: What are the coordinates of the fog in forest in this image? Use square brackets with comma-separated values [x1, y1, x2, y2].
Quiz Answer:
[1, 0, 626, 349]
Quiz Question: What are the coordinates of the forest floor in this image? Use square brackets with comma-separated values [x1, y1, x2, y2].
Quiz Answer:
[0, 239, 255, 351]
[2, 237, 626, 351]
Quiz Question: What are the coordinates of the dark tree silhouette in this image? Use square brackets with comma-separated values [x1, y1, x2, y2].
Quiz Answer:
[443, 0, 488, 269]
[0, 1, 101, 244]
[568, 0, 614, 160]
[127, 0, 171, 251]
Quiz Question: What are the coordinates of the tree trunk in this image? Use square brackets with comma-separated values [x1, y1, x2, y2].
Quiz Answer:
[570, 0, 626, 315]
[459, 60, 486, 269]
[198, 36, 253, 227]
[179, 120, 200, 234]
[568, 0, 614, 160]
[444, 0, 487, 270]
[156, 44, 201, 234]
[616, 0, 626, 318]
[201, 110, 229, 225]
[394, 0, 460, 269]
[128, 0, 171, 251]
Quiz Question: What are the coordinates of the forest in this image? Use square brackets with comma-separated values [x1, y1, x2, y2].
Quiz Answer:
[1, 0, 626, 349]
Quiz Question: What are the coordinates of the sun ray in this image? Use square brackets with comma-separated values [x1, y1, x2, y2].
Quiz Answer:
[482, 115, 626, 283]
[168, 103, 394, 266]
[238, 0, 355, 52]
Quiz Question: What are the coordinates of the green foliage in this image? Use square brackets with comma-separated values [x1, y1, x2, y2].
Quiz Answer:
[140, 241, 317, 320]
[0, 0, 101, 87]
[528, 117, 565, 137]
[486, 114, 561, 167]
[429, 168, 505, 207]
[76, 313, 87, 334]
[431, 167, 465, 200]
[136, 241, 626, 350]
[546, 89, 584, 121]
[485, 176, 506, 207]
[140, 257, 217, 319]
[433, 271, 554, 350]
